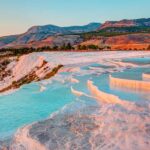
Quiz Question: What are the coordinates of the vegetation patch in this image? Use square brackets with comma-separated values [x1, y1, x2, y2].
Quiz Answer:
[80, 26, 150, 39]
[0, 59, 12, 81]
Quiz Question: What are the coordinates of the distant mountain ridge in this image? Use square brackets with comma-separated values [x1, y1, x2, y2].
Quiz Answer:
[0, 23, 100, 48]
[27, 23, 101, 34]
[99, 18, 150, 30]
[0, 18, 150, 49]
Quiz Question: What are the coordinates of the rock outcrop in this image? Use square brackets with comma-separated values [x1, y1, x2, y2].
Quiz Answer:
[99, 18, 150, 30]
[0, 53, 63, 93]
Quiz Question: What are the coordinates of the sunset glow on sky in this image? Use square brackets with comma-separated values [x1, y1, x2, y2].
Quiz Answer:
[0, 0, 150, 36]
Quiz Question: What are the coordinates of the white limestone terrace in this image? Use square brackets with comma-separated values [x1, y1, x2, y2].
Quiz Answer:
[143, 72, 150, 81]
[110, 74, 150, 91]
[0, 53, 60, 93]
[5, 51, 150, 150]
[1, 51, 150, 94]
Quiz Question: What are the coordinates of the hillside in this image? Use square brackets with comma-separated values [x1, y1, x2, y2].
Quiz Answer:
[0, 23, 100, 48]
[0, 18, 150, 51]
[99, 18, 150, 30]
[6, 35, 83, 49]
[80, 33, 150, 50]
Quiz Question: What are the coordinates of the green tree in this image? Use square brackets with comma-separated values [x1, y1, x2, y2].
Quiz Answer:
[53, 45, 58, 50]
[87, 45, 98, 50]
[66, 43, 72, 50]
[60, 43, 66, 50]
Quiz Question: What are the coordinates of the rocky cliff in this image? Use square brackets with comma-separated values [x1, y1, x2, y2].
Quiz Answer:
[99, 18, 150, 30]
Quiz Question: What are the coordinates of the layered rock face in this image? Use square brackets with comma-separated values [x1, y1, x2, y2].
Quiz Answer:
[100, 20, 136, 29]
[99, 18, 150, 30]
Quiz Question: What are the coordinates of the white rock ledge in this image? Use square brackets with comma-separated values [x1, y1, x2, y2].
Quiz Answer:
[110, 75, 150, 91]
[143, 73, 150, 81]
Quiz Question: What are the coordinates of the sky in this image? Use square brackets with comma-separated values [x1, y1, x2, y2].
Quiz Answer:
[0, 0, 150, 36]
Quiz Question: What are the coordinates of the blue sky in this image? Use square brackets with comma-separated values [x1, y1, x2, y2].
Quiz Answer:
[0, 0, 150, 36]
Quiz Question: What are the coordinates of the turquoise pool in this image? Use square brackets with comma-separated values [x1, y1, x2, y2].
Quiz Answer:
[0, 58, 150, 141]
